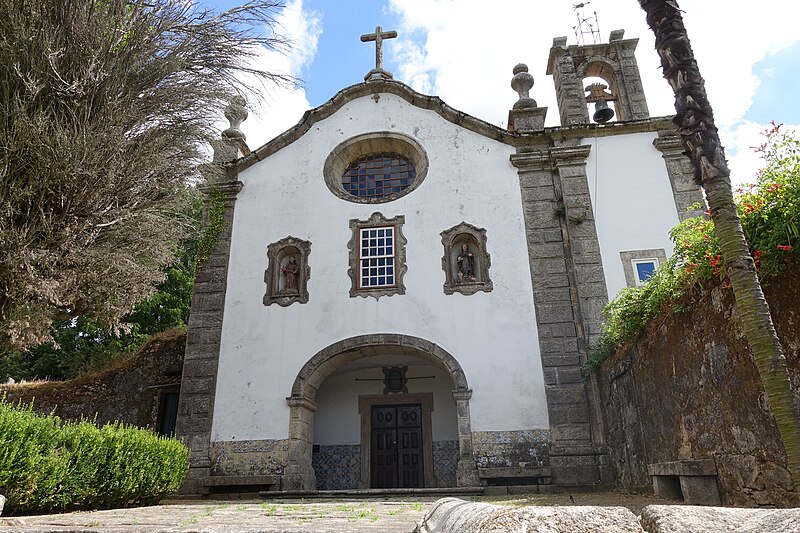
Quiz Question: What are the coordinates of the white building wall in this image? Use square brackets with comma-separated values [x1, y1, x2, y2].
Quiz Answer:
[210, 93, 549, 442]
[583, 132, 680, 299]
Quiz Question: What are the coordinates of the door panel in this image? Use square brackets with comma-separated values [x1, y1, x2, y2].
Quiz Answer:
[370, 404, 423, 488]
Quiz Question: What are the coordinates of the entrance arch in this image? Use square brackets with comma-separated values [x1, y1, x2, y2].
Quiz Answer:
[283, 334, 479, 490]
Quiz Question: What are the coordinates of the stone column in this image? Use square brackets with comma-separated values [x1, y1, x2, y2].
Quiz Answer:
[174, 178, 242, 494]
[452, 388, 480, 487]
[511, 145, 611, 486]
[653, 132, 706, 220]
[283, 396, 318, 491]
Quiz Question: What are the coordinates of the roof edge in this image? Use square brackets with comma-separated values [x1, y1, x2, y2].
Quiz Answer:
[235, 79, 518, 173]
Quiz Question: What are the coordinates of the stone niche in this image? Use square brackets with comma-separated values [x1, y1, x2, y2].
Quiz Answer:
[440, 222, 492, 296]
[263, 236, 311, 306]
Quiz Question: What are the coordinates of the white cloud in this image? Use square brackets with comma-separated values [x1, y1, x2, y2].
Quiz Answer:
[387, 0, 800, 185]
[234, 0, 323, 149]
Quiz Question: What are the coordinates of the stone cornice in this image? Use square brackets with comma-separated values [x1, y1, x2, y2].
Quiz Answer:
[220, 73, 675, 174]
[653, 132, 684, 156]
[285, 396, 318, 412]
[198, 181, 243, 199]
[550, 144, 592, 167]
[541, 116, 675, 141]
[510, 150, 552, 171]
[235, 79, 517, 173]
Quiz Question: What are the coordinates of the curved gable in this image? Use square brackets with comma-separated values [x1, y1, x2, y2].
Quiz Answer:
[236, 79, 517, 173]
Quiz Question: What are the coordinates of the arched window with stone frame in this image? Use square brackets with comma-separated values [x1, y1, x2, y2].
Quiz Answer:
[263, 236, 311, 306]
[440, 222, 492, 295]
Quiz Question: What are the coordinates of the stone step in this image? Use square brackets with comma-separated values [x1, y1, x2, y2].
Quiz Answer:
[259, 487, 485, 499]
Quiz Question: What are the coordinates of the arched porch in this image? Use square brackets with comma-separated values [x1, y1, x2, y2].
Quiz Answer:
[283, 334, 479, 490]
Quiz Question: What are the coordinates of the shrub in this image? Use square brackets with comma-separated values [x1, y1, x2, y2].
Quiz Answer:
[589, 124, 800, 372]
[0, 397, 188, 515]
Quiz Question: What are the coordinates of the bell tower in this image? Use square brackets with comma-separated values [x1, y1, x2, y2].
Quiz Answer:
[546, 29, 650, 126]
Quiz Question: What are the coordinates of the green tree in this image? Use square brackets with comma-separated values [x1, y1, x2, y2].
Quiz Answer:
[0, 188, 201, 381]
[638, 0, 800, 487]
[0, 0, 293, 349]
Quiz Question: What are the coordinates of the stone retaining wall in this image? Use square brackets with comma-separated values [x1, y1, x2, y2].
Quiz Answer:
[0, 330, 185, 430]
[598, 266, 800, 506]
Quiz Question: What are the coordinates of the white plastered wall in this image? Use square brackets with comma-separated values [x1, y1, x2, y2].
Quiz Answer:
[583, 132, 679, 299]
[210, 93, 548, 442]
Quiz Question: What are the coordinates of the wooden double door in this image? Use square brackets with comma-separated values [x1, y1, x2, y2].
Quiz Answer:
[370, 404, 424, 488]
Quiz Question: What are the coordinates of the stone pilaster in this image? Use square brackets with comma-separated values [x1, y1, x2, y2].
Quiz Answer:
[175, 178, 242, 494]
[550, 144, 609, 349]
[283, 396, 318, 491]
[546, 37, 590, 126]
[610, 32, 650, 121]
[452, 389, 480, 487]
[511, 145, 611, 486]
[654, 132, 706, 219]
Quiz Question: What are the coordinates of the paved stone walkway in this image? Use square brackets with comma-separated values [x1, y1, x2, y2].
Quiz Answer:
[0, 498, 430, 532]
[0, 493, 673, 532]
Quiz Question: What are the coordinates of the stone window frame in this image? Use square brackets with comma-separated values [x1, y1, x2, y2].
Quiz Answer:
[263, 236, 311, 306]
[440, 222, 493, 296]
[620, 248, 667, 287]
[324, 132, 429, 204]
[348, 212, 407, 299]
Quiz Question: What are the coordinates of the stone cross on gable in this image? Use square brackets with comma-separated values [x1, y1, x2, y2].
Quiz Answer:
[360, 25, 397, 80]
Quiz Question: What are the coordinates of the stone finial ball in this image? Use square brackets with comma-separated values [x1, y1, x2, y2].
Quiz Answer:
[223, 96, 248, 140]
[512, 63, 529, 75]
[511, 63, 535, 101]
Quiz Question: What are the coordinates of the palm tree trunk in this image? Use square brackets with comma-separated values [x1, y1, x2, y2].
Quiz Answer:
[638, 0, 800, 488]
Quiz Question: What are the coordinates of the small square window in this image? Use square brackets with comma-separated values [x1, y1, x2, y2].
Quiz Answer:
[632, 259, 658, 285]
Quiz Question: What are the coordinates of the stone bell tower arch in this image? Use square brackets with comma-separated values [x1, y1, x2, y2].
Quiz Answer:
[546, 29, 650, 126]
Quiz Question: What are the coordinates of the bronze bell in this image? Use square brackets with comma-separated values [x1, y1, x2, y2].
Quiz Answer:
[593, 98, 615, 123]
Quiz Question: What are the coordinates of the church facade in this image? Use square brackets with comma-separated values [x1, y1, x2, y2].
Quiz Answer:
[175, 29, 702, 494]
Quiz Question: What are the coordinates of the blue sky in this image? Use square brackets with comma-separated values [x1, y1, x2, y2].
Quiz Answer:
[203, 0, 800, 185]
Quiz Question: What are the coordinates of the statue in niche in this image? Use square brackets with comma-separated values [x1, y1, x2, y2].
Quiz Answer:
[456, 243, 475, 282]
[281, 257, 299, 292]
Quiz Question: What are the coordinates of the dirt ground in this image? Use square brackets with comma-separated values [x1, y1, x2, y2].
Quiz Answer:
[0, 492, 679, 532]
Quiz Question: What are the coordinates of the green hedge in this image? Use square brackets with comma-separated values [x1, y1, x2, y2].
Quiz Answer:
[0, 397, 188, 514]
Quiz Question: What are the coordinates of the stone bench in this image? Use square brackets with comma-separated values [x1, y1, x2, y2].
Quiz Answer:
[647, 459, 720, 505]
[201, 475, 280, 495]
[477, 466, 552, 494]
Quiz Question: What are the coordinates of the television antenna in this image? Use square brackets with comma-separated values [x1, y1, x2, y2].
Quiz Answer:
[573, 2, 601, 46]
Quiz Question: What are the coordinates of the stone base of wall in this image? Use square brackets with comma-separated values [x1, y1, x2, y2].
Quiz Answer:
[207, 430, 554, 489]
[472, 430, 550, 470]
[313, 444, 360, 490]
[209, 439, 288, 477]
